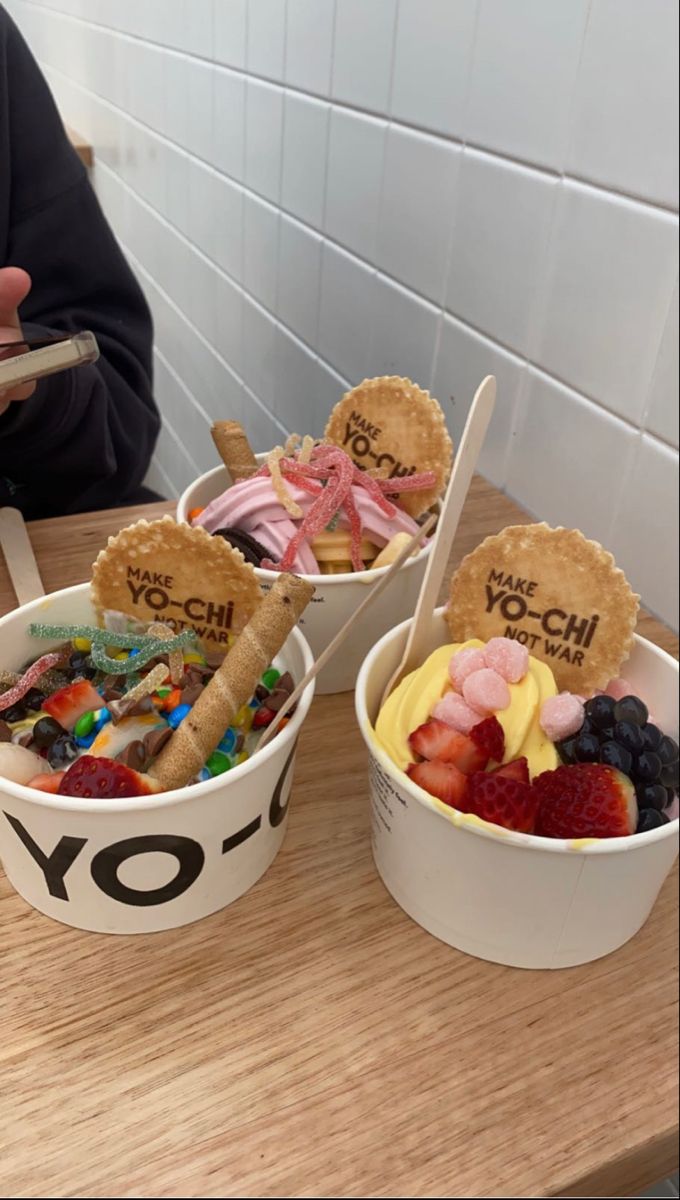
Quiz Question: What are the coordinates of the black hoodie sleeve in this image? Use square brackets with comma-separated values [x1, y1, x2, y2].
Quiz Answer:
[0, 6, 161, 518]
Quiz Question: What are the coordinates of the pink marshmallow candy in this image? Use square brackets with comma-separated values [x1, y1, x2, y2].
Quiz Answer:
[484, 636, 529, 683]
[448, 647, 487, 692]
[462, 668, 511, 715]
[432, 691, 481, 735]
[539, 693, 585, 742]
[605, 678, 634, 702]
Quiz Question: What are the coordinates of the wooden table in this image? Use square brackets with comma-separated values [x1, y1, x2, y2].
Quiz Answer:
[1, 479, 677, 1199]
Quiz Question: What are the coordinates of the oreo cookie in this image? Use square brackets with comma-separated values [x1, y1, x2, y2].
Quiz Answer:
[213, 527, 277, 567]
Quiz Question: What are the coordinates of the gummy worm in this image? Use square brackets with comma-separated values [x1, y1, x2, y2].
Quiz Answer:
[0, 653, 65, 712]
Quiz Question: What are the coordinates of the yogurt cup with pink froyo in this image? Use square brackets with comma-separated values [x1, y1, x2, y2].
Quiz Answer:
[178, 377, 454, 693]
[179, 447, 436, 694]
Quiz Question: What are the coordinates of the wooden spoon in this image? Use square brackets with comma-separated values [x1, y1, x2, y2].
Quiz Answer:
[379, 374, 496, 708]
[258, 509, 437, 749]
[0, 506, 45, 607]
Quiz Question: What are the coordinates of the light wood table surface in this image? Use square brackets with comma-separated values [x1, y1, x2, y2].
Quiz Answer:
[1, 479, 677, 1199]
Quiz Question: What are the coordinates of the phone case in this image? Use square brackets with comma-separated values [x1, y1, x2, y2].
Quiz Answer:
[0, 331, 100, 390]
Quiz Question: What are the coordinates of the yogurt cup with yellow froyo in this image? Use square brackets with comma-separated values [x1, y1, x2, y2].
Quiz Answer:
[356, 607, 678, 969]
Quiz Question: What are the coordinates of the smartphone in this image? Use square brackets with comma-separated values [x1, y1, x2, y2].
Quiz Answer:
[0, 331, 100, 391]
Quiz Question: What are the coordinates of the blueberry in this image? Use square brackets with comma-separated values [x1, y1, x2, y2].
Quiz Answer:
[574, 732, 601, 763]
[32, 716, 66, 748]
[23, 688, 45, 712]
[637, 808, 669, 834]
[635, 783, 667, 812]
[68, 651, 97, 680]
[1, 703, 27, 723]
[584, 695, 617, 730]
[657, 735, 679, 766]
[558, 738, 578, 764]
[641, 723, 663, 752]
[634, 751, 662, 783]
[47, 733, 79, 768]
[599, 740, 633, 775]
[665, 787, 676, 807]
[613, 720, 645, 755]
[660, 759, 679, 792]
[613, 695, 648, 727]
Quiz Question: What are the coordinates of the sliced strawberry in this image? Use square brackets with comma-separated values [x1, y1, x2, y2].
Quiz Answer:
[534, 764, 637, 839]
[407, 760, 468, 809]
[58, 755, 153, 799]
[469, 715, 505, 763]
[42, 680, 102, 731]
[491, 757, 530, 784]
[27, 771, 65, 794]
[408, 718, 487, 773]
[465, 771, 538, 833]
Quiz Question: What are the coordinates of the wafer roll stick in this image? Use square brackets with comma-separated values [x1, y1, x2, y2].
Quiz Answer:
[211, 420, 258, 482]
[149, 573, 314, 790]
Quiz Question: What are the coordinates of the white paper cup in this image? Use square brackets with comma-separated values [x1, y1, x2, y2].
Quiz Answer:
[0, 583, 315, 934]
[356, 608, 679, 969]
[178, 462, 433, 695]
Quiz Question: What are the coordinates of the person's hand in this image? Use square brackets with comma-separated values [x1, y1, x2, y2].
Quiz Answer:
[0, 266, 35, 416]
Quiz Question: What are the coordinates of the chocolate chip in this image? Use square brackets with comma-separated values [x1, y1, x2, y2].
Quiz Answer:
[255, 684, 269, 702]
[180, 683, 204, 707]
[0, 721, 11, 742]
[15, 730, 34, 748]
[108, 695, 154, 724]
[116, 740, 147, 771]
[143, 726, 173, 761]
[276, 672, 294, 695]
[234, 733, 245, 753]
[265, 689, 289, 712]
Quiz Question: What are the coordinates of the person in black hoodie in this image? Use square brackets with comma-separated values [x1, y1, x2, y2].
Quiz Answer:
[0, 4, 161, 518]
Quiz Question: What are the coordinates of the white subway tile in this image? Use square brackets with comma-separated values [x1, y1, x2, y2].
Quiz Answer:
[245, 79, 284, 203]
[325, 108, 387, 261]
[213, 271, 244, 378]
[332, 0, 397, 114]
[211, 173, 244, 282]
[181, 0, 214, 59]
[431, 315, 528, 487]
[567, 0, 679, 210]
[369, 274, 439, 387]
[281, 93, 329, 228]
[186, 58, 214, 163]
[163, 51, 189, 148]
[277, 216, 323, 346]
[186, 249, 219, 349]
[214, 0, 247, 68]
[318, 244, 376, 382]
[446, 150, 557, 355]
[465, 0, 588, 171]
[272, 327, 317, 430]
[164, 144, 191, 236]
[377, 127, 460, 303]
[243, 193, 280, 311]
[306, 357, 350, 438]
[535, 183, 679, 424]
[391, 0, 476, 138]
[243, 297, 278, 409]
[506, 370, 638, 547]
[213, 69, 245, 181]
[188, 159, 218, 260]
[646, 283, 679, 448]
[246, 0, 287, 80]
[242, 389, 287, 452]
[285, 0, 335, 96]
[608, 435, 679, 630]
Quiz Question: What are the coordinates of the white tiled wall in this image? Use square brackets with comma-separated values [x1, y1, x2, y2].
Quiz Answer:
[5, 0, 679, 629]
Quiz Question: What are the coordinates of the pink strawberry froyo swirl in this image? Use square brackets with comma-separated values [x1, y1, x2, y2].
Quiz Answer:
[194, 444, 436, 573]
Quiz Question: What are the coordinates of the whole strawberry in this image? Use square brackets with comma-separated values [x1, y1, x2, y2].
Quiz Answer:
[534, 764, 637, 839]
